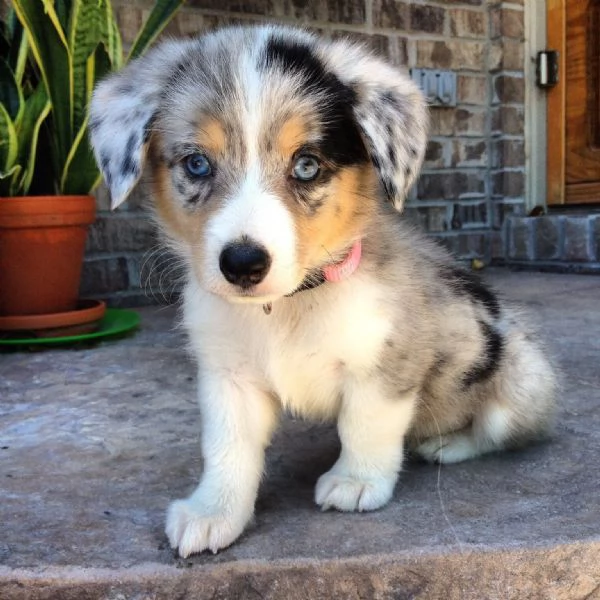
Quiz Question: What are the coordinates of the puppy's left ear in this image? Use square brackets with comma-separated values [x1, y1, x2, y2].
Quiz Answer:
[89, 40, 192, 209]
[326, 43, 429, 212]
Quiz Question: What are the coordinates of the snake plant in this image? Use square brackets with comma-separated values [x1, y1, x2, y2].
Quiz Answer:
[0, 0, 183, 197]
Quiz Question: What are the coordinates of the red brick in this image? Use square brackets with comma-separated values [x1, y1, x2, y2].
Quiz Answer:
[452, 139, 488, 167]
[492, 171, 525, 198]
[492, 106, 524, 136]
[416, 39, 486, 70]
[492, 139, 525, 168]
[372, 0, 408, 29]
[417, 171, 486, 200]
[457, 75, 487, 104]
[449, 8, 486, 38]
[410, 5, 445, 34]
[424, 139, 450, 169]
[490, 7, 524, 40]
[430, 107, 486, 137]
[494, 75, 525, 103]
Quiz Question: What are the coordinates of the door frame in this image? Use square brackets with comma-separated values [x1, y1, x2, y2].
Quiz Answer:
[545, 0, 566, 205]
[525, 0, 550, 209]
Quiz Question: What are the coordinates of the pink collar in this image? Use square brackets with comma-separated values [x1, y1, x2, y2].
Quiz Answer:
[264, 240, 362, 314]
[322, 240, 362, 282]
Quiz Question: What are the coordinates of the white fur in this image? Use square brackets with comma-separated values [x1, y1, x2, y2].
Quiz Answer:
[201, 165, 299, 301]
[169, 273, 412, 555]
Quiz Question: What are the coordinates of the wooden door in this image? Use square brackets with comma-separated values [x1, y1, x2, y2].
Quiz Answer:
[547, 0, 600, 205]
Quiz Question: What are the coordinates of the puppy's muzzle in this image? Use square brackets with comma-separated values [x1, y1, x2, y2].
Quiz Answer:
[219, 241, 272, 288]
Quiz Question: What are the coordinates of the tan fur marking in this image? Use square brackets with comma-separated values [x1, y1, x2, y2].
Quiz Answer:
[197, 119, 227, 155]
[294, 165, 379, 272]
[276, 116, 307, 157]
[149, 139, 221, 273]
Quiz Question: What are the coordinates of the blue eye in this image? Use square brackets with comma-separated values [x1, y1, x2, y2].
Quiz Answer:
[184, 153, 212, 178]
[292, 155, 320, 181]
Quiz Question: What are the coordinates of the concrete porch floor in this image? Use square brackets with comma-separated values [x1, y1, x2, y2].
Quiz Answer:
[1, 269, 599, 599]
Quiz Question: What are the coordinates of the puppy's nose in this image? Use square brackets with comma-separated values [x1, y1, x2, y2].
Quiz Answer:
[219, 242, 271, 288]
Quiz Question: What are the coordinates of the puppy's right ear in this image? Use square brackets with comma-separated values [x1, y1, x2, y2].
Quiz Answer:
[89, 41, 191, 209]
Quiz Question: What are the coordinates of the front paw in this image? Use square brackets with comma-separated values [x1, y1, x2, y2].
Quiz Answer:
[165, 498, 251, 557]
[315, 470, 395, 512]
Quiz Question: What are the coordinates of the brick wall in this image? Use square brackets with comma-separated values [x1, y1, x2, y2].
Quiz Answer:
[83, 0, 527, 306]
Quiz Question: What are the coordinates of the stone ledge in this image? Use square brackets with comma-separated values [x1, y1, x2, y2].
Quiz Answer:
[2, 543, 600, 600]
[1, 270, 599, 599]
[505, 214, 600, 265]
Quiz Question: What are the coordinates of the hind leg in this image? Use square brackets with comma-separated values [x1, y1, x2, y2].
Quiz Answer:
[414, 403, 516, 464]
[416, 333, 556, 465]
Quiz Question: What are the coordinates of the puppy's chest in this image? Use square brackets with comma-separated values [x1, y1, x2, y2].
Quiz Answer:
[262, 289, 392, 416]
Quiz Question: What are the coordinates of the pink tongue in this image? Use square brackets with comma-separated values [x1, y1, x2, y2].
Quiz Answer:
[322, 240, 362, 283]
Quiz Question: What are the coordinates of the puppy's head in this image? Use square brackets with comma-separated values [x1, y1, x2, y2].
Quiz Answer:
[90, 26, 427, 303]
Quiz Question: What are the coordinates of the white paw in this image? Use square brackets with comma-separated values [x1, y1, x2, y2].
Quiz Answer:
[165, 498, 250, 557]
[414, 433, 479, 464]
[315, 471, 395, 512]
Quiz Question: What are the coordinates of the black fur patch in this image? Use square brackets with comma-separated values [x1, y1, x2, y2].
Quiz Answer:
[290, 180, 329, 214]
[116, 82, 135, 95]
[463, 320, 504, 387]
[120, 133, 140, 177]
[387, 144, 397, 167]
[440, 266, 501, 318]
[379, 90, 400, 110]
[89, 116, 102, 133]
[286, 270, 326, 296]
[259, 36, 368, 167]
[381, 177, 398, 200]
[187, 192, 202, 205]
[142, 115, 156, 144]
[100, 155, 112, 186]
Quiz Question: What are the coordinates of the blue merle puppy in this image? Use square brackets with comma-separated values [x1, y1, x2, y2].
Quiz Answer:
[90, 25, 556, 557]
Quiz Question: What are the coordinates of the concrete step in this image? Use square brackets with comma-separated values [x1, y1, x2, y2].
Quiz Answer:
[1, 270, 599, 599]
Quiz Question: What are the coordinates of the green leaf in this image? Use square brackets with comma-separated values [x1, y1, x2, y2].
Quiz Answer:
[69, 0, 108, 137]
[12, 23, 29, 88]
[4, 11, 27, 85]
[88, 40, 113, 98]
[0, 102, 18, 172]
[12, 0, 73, 168]
[14, 85, 51, 195]
[54, 0, 74, 34]
[128, 0, 184, 60]
[0, 59, 24, 120]
[61, 116, 100, 195]
[0, 164, 21, 197]
[103, 1, 123, 70]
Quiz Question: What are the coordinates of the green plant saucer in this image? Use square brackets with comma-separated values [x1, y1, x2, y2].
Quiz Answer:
[0, 308, 140, 347]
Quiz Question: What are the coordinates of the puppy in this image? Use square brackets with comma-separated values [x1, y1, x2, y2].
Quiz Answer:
[90, 25, 556, 557]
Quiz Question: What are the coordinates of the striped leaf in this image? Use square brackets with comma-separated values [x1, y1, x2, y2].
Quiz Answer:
[12, 0, 73, 168]
[128, 0, 184, 60]
[70, 0, 107, 136]
[0, 59, 23, 121]
[61, 116, 101, 195]
[14, 84, 51, 195]
[0, 102, 17, 173]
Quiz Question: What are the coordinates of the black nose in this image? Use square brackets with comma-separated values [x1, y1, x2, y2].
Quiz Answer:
[219, 242, 271, 288]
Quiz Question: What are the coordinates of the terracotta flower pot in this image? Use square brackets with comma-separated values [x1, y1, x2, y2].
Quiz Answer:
[0, 195, 96, 317]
